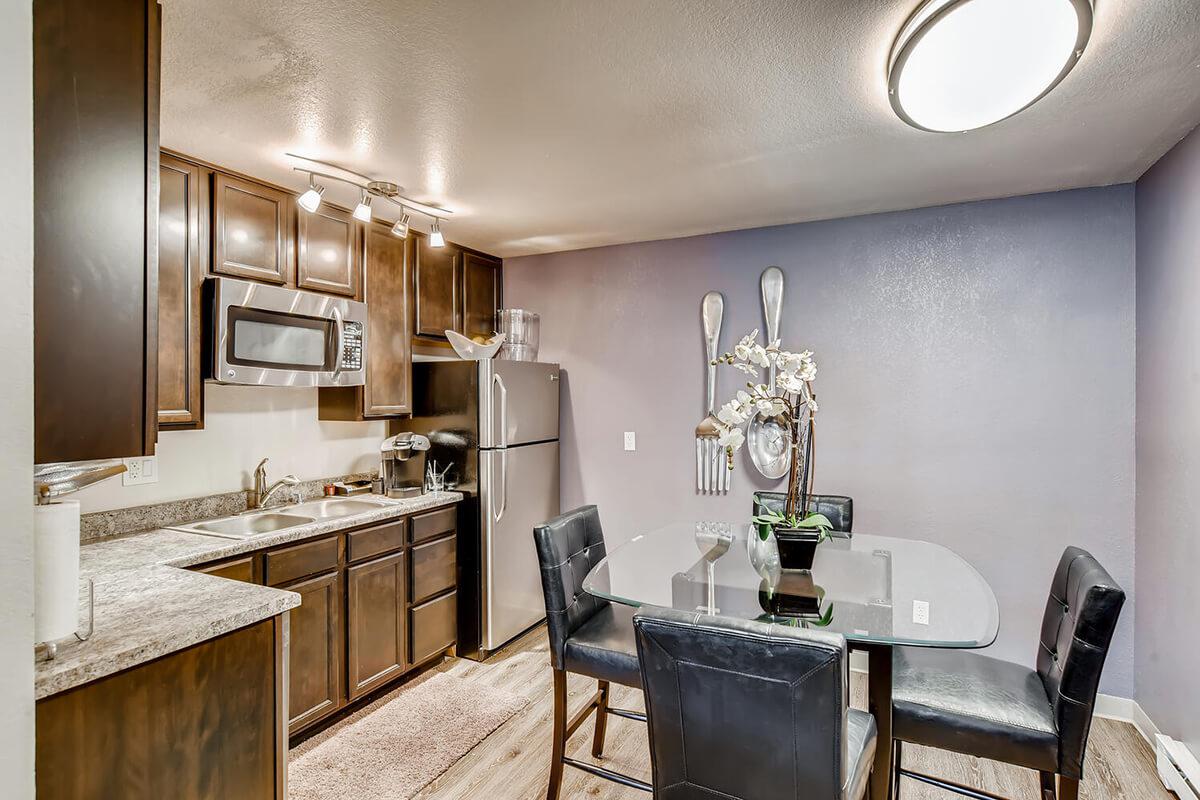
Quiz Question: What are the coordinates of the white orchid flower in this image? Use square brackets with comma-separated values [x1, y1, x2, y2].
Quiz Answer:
[734, 329, 760, 361]
[718, 427, 745, 450]
[717, 403, 746, 426]
[774, 372, 798, 393]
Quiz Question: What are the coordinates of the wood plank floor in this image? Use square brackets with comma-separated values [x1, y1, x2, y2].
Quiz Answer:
[412, 627, 1167, 799]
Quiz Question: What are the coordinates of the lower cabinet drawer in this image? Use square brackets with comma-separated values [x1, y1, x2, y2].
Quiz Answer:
[410, 535, 456, 604]
[409, 591, 456, 665]
[266, 535, 339, 587]
[194, 554, 259, 584]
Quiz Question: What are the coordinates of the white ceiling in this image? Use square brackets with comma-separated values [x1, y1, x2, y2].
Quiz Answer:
[161, 0, 1200, 258]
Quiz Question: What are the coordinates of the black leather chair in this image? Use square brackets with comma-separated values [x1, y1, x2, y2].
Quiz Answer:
[633, 606, 877, 799]
[891, 547, 1125, 800]
[533, 506, 651, 798]
[753, 491, 854, 533]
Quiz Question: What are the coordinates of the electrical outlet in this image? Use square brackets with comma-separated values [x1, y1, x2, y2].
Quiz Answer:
[912, 599, 930, 626]
[122, 456, 158, 486]
[624, 431, 636, 451]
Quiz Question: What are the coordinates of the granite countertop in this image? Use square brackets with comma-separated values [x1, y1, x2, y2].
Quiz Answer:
[35, 491, 462, 700]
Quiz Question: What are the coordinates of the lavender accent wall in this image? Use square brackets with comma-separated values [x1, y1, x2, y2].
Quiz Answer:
[506, 186, 1136, 695]
[1135, 125, 1200, 752]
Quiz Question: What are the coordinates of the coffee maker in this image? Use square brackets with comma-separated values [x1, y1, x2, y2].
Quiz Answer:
[379, 432, 430, 498]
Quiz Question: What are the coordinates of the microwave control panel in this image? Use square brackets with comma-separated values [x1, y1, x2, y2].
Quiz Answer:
[342, 321, 364, 371]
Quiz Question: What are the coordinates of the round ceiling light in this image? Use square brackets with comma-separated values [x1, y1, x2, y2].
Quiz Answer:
[887, 0, 1093, 133]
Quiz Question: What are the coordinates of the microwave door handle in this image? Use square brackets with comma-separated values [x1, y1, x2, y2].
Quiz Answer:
[492, 373, 508, 448]
[330, 305, 345, 379]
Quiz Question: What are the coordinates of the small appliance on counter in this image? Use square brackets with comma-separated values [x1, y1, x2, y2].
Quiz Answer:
[496, 309, 540, 362]
[380, 432, 431, 498]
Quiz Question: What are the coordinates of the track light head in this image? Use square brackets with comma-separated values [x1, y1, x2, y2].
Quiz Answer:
[297, 175, 324, 213]
[429, 218, 445, 247]
[352, 192, 373, 223]
[391, 210, 411, 239]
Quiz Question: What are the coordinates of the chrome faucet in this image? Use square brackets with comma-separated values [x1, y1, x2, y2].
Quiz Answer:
[252, 458, 299, 510]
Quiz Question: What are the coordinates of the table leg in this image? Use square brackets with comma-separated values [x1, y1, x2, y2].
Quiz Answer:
[866, 644, 893, 800]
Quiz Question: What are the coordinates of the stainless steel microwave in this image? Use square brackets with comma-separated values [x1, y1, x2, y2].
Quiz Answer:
[210, 277, 367, 387]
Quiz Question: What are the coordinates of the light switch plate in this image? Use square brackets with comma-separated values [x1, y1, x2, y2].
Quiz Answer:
[624, 431, 636, 451]
[912, 599, 930, 625]
[122, 456, 158, 486]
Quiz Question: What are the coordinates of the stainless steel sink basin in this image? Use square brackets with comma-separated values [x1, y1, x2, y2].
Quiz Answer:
[190, 513, 316, 538]
[170, 496, 399, 540]
[289, 498, 393, 519]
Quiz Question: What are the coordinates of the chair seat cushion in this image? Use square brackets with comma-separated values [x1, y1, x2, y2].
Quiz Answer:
[845, 709, 877, 800]
[892, 646, 1059, 773]
[563, 603, 642, 688]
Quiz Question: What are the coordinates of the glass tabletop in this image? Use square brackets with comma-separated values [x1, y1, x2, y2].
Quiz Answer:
[583, 522, 999, 649]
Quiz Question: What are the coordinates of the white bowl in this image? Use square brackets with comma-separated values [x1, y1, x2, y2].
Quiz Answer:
[446, 330, 506, 360]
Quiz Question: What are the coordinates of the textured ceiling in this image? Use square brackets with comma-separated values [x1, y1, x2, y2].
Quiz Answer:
[161, 0, 1200, 257]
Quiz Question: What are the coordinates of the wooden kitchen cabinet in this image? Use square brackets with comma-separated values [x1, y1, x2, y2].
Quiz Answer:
[157, 153, 205, 428]
[411, 591, 458, 665]
[186, 508, 458, 739]
[297, 203, 361, 297]
[36, 617, 286, 799]
[283, 570, 344, 734]
[347, 550, 408, 699]
[413, 236, 461, 338]
[462, 252, 502, 339]
[319, 219, 413, 419]
[33, 0, 160, 464]
[212, 172, 294, 284]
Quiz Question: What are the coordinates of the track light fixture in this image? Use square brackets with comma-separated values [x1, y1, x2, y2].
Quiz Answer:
[391, 209, 411, 239]
[287, 153, 454, 244]
[297, 174, 324, 213]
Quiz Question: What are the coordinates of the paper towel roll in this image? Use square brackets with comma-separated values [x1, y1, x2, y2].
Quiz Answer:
[34, 500, 81, 643]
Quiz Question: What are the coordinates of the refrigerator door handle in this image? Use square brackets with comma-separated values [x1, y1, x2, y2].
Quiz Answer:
[492, 373, 509, 448]
[493, 449, 508, 522]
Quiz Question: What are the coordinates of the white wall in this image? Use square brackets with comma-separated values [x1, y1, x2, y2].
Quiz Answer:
[75, 384, 386, 513]
[0, 0, 36, 795]
[1135, 123, 1200, 758]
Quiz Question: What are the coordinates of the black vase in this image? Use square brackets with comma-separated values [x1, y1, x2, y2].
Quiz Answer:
[773, 527, 822, 570]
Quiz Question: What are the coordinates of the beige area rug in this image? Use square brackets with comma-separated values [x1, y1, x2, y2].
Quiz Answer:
[288, 672, 528, 799]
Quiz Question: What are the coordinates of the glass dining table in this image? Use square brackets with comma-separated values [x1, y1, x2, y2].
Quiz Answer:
[582, 521, 1000, 800]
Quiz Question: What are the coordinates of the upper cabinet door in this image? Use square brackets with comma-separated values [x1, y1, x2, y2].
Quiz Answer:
[157, 154, 204, 428]
[298, 205, 361, 297]
[363, 222, 412, 415]
[33, 0, 160, 463]
[463, 253, 502, 339]
[212, 172, 292, 284]
[413, 237, 460, 338]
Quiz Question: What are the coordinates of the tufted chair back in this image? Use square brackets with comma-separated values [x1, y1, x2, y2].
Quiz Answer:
[634, 607, 867, 800]
[1036, 547, 1125, 779]
[533, 505, 611, 671]
[754, 491, 854, 534]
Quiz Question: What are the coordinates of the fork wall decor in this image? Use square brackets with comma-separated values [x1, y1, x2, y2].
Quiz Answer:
[695, 291, 728, 494]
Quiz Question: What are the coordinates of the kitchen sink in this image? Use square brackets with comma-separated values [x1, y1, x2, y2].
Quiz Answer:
[170, 496, 400, 540]
[288, 497, 394, 519]
[189, 513, 316, 538]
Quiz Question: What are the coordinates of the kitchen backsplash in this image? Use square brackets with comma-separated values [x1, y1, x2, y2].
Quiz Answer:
[79, 471, 377, 543]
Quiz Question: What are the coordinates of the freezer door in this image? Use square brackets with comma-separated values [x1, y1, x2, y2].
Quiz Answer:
[478, 361, 560, 448]
[480, 440, 560, 651]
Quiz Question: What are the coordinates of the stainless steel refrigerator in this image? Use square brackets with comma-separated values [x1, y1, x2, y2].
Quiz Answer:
[397, 359, 560, 659]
